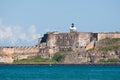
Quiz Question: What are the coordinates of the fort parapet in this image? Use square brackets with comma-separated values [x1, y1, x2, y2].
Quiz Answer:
[98, 32, 120, 40]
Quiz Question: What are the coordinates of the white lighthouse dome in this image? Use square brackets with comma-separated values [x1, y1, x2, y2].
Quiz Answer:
[70, 23, 77, 32]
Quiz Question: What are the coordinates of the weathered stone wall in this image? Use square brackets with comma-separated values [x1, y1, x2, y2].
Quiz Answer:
[98, 32, 120, 41]
[77, 32, 91, 46]
[38, 32, 96, 58]
[0, 46, 39, 63]
[64, 50, 120, 64]
[0, 56, 13, 63]
[14, 46, 38, 54]
[39, 32, 59, 58]
[13, 46, 39, 60]
[39, 31, 120, 60]
[2, 47, 14, 55]
[56, 32, 79, 51]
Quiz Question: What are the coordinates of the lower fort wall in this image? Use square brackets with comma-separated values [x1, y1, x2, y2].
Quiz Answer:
[0, 46, 39, 63]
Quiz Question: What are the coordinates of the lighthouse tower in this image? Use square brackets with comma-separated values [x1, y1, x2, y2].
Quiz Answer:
[70, 23, 77, 32]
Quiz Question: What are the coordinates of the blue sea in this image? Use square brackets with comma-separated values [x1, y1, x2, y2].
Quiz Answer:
[0, 64, 120, 80]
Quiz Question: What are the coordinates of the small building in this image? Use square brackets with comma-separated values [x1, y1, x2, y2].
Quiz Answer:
[70, 23, 77, 32]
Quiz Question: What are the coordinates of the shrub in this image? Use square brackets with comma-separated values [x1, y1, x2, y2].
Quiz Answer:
[52, 52, 67, 62]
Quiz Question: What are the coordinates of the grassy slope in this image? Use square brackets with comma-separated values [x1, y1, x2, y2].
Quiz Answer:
[98, 38, 120, 63]
[98, 38, 120, 51]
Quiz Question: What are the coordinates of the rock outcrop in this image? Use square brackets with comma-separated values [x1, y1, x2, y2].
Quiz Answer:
[64, 50, 120, 64]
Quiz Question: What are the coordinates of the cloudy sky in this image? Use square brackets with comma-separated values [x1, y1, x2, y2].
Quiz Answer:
[0, 0, 120, 46]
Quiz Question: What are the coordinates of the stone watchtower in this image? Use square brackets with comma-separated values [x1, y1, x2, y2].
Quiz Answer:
[70, 23, 77, 32]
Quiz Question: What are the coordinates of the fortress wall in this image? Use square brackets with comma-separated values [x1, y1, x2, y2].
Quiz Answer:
[45, 33, 59, 56]
[98, 32, 120, 40]
[39, 32, 79, 58]
[13, 46, 39, 60]
[0, 46, 39, 63]
[0, 56, 13, 63]
[0, 46, 39, 55]
[0, 47, 14, 63]
[55, 32, 79, 51]
[2, 47, 15, 55]
[39, 32, 59, 57]
[77, 32, 92, 47]
[14, 46, 39, 54]
[39, 43, 47, 49]
[39, 32, 95, 53]
[47, 32, 57, 48]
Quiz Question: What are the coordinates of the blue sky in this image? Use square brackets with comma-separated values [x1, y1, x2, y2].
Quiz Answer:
[0, 0, 120, 46]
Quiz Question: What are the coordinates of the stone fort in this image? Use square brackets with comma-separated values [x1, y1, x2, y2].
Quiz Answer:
[0, 23, 120, 63]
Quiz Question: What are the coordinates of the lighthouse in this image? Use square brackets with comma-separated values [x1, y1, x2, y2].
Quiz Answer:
[70, 23, 77, 32]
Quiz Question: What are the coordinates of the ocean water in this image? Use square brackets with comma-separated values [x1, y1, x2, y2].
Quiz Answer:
[0, 64, 120, 80]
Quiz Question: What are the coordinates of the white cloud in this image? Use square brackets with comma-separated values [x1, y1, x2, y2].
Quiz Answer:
[0, 19, 40, 46]
[28, 25, 40, 40]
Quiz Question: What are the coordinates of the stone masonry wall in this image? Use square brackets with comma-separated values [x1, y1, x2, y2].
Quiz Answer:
[38, 32, 96, 58]
[0, 46, 39, 63]
[98, 32, 120, 41]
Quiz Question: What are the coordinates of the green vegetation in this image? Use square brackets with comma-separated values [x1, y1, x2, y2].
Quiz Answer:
[110, 38, 120, 42]
[13, 51, 70, 64]
[100, 45, 120, 51]
[13, 56, 56, 64]
[52, 51, 67, 62]
[99, 58, 119, 63]
[99, 38, 120, 51]
[102, 38, 120, 44]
